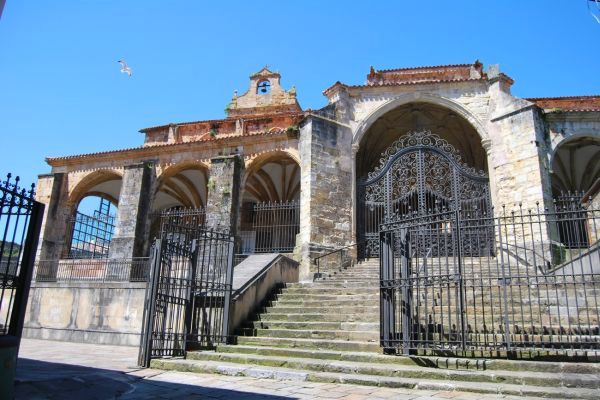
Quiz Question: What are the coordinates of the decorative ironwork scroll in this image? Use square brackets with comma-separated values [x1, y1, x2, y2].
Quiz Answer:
[358, 130, 492, 258]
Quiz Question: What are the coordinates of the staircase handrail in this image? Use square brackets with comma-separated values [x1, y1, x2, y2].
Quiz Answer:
[313, 242, 362, 278]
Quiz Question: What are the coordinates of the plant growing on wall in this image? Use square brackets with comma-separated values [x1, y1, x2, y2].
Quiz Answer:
[286, 125, 299, 134]
[207, 177, 216, 192]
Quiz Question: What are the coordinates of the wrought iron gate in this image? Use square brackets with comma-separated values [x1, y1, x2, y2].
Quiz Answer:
[0, 174, 44, 346]
[380, 204, 600, 357]
[138, 209, 234, 367]
[358, 131, 491, 259]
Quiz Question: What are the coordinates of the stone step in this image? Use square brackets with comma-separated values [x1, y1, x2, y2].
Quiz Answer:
[151, 358, 600, 399]
[251, 320, 379, 331]
[212, 344, 600, 373]
[263, 305, 379, 314]
[252, 328, 379, 341]
[271, 299, 379, 307]
[287, 282, 380, 288]
[256, 313, 380, 322]
[273, 293, 380, 301]
[236, 335, 380, 352]
[184, 350, 600, 389]
[281, 287, 379, 295]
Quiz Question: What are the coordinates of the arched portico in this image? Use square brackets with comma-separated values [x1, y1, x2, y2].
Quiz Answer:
[353, 93, 490, 147]
[240, 150, 301, 254]
[353, 99, 492, 257]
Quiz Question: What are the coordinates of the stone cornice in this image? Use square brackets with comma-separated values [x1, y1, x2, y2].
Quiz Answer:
[46, 130, 296, 168]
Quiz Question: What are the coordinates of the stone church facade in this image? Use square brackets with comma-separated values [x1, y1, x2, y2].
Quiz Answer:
[35, 62, 600, 280]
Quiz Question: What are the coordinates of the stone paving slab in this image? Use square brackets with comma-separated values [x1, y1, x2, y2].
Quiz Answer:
[15, 339, 552, 400]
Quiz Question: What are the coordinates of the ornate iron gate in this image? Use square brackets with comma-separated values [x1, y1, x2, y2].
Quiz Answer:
[0, 174, 44, 346]
[358, 131, 491, 258]
[138, 209, 234, 367]
[380, 204, 600, 357]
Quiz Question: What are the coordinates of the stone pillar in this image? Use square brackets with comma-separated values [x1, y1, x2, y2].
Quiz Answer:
[36, 173, 70, 261]
[205, 155, 243, 237]
[108, 161, 156, 260]
[298, 116, 353, 280]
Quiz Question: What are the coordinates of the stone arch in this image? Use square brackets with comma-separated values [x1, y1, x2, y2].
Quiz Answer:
[154, 160, 209, 210]
[550, 135, 600, 194]
[68, 169, 123, 208]
[242, 150, 301, 202]
[353, 93, 489, 147]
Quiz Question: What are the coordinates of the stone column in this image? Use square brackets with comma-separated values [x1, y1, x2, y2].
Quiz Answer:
[298, 116, 353, 281]
[36, 173, 70, 262]
[205, 155, 243, 238]
[108, 161, 156, 260]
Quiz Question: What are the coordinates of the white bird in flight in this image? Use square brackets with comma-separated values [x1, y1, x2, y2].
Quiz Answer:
[118, 60, 132, 77]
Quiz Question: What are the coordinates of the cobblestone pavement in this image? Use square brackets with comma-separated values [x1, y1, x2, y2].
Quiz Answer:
[16, 339, 545, 400]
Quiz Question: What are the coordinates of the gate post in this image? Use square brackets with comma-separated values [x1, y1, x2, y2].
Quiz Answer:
[222, 237, 235, 342]
[380, 231, 395, 351]
[398, 229, 411, 355]
[454, 209, 467, 351]
[138, 239, 161, 367]
[183, 240, 198, 356]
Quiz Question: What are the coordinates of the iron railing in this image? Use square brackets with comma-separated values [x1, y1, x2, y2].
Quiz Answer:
[139, 208, 234, 367]
[33, 258, 149, 282]
[379, 201, 600, 357]
[63, 211, 115, 259]
[241, 200, 299, 254]
[313, 242, 360, 279]
[0, 173, 44, 342]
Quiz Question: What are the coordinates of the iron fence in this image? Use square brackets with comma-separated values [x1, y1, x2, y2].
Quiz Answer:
[139, 208, 234, 367]
[380, 201, 600, 357]
[33, 258, 149, 282]
[242, 200, 299, 254]
[0, 173, 44, 341]
[63, 211, 115, 259]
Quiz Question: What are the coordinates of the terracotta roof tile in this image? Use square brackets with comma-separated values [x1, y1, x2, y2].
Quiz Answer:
[527, 95, 600, 112]
[46, 128, 296, 165]
[323, 77, 487, 96]
[140, 111, 304, 132]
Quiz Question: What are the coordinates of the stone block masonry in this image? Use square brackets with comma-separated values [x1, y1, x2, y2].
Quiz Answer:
[205, 155, 244, 238]
[36, 173, 70, 261]
[109, 161, 157, 259]
[23, 281, 147, 346]
[299, 116, 353, 280]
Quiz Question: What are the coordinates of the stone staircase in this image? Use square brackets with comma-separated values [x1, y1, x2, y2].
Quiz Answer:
[152, 259, 600, 399]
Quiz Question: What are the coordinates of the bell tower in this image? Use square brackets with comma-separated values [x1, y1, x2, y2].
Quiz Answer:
[226, 66, 301, 117]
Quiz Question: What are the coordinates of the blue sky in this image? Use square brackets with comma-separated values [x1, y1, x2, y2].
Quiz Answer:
[0, 1, 599, 189]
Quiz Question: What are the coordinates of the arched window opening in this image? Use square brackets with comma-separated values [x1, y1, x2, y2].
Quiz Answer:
[65, 195, 117, 259]
[551, 136, 600, 248]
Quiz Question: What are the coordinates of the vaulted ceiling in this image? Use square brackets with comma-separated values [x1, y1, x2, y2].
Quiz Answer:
[243, 158, 300, 203]
[154, 167, 208, 210]
[552, 136, 600, 194]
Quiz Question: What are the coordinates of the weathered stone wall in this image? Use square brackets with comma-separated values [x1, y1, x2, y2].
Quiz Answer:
[488, 106, 552, 209]
[229, 254, 299, 334]
[299, 117, 353, 280]
[205, 155, 243, 237]
[109, 162, 157, 259]
[36, 173, 70, 260]
[22, 282, 146, 346]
